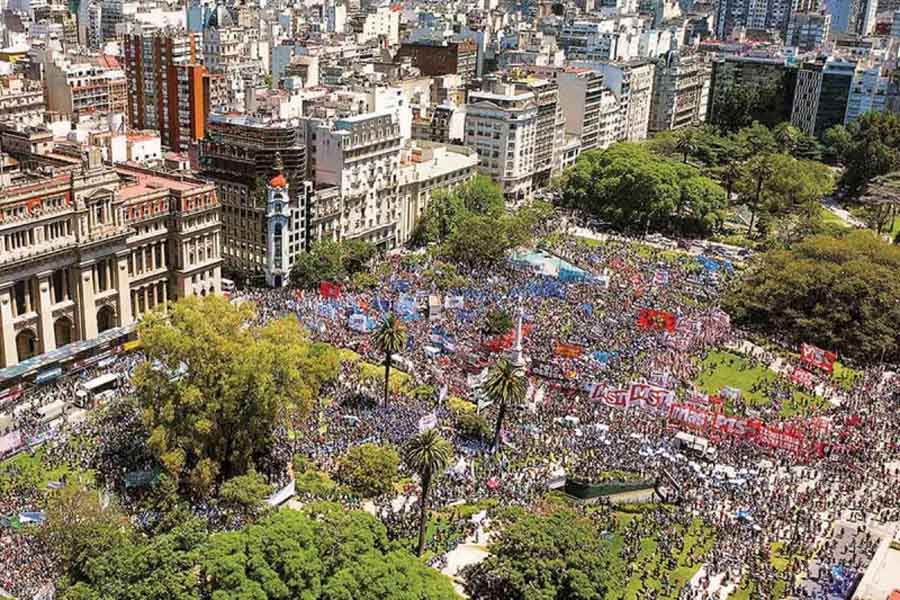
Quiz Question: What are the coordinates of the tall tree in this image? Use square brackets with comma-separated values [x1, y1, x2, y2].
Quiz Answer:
[402, 429, 453, 557]
[372, 313, 408, 405]
[825, 113, 900, 195]
[724, 230, 900, 364]
[484, 358, 527, 452]
[861, 172, 900, 236]
[134, 296, 339, 496]
[742, 155, 775, 237]
[773, 122, 800, 155]
[675, 128, 698, 164]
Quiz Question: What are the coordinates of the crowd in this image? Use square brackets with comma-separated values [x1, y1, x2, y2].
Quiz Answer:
[1, 234, 898, 600]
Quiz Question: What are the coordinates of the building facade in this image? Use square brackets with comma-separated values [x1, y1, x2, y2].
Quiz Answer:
[785, 11, 831, 51]
[198, 113, 307, 277]
[0, 75, 45, 127]
[592, 60, 655, 142]
[313, 111, 403, 247]
[394, 40, 478, 83]
[0, 153, 222, 368]
[465, 80, 539, 203]
[649, 50, 710, 133]
[123, 31, 210, 152]
[558, 69, 605, 152]
[791, 57, 855, 138]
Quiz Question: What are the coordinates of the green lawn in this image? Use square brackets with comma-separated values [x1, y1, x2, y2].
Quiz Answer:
[693, 350, 827, 418]
[728, 542, 798, 599]
[0, 448, 95, 495]
[604, 517, 714, 600]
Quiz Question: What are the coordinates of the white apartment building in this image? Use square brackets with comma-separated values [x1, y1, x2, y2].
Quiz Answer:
[558, 68, 605, 151]
[844, 64, 890, 125]
[575, 60, 655, 142]
[360, 5, 400, 45]
[465, 81, 538, 203]
[313, 111, 403, 248]
[649, 50, 710, 133]
[0, 75, 45, 127]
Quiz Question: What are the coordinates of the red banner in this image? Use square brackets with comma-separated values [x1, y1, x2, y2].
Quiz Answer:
[554, 342, 583, 358]
[790, 367, 815, 388]
[638, 309, 677, 333]
[484, 325, 532, 353]
[319, 281, 342, 299]
[667, 403, 810, 456]
[800, 343, 836, 373]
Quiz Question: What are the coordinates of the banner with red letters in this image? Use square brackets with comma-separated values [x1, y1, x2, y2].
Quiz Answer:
[800, 343, 836, 373]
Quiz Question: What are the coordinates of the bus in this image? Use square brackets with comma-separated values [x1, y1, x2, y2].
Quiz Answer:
[75, 373, 120, 408]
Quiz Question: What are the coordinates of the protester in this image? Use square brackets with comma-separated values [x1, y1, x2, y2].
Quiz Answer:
[1, 235, 898, 599]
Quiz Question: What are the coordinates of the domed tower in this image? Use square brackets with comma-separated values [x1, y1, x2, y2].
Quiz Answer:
[265, 153, 291, 288]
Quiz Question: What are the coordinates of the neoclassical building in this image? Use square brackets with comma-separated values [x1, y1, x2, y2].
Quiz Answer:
[0, 151, 222, 368]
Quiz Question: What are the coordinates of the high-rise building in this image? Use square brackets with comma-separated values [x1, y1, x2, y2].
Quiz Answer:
[791, 57, 855, 138]
[785, 11, 831, 50]
[558, 68, 605, 152]
[0, 75, 45, 127]
[649, 50, 710, 133]
[465, 80, 539, 203]
[715, 0, 793, 38]
[394, 40, 478, 84]
[312, 111, 403, 247]
[198, 113, 307, 277]
[123, 30, 210, 152]
[42, 52, 127, 121]
[845, 64, 890, 125]
[523, 78, 567, 190]
[590, 60, 656, 142]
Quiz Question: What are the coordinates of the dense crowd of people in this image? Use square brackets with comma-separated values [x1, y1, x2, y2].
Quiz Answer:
[1, 234, 899, 599]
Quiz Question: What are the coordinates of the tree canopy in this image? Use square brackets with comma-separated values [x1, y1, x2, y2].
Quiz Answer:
[462, 507, 611, 600]
[723, 231, 900, 363]
[290, 239, 377, 290]
[56, 503, 457, 600]
[133, 296, 340, 496]
[825, 112, 900, 195]
[558, 143, 727, 235]
[412, 176, 553, 265]
[335, 443, 400, 498]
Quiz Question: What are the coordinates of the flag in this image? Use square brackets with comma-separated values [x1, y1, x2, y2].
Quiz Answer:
[638, 309, 677, 332]
[319, 281, 341, 299]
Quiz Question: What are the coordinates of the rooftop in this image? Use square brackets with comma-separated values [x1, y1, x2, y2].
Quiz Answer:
[117, 170, 201, 200]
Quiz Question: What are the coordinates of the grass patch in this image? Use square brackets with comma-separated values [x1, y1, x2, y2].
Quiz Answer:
[604, 517, 714, 600]
[575, 235, 604, 248]
[0, 448, 94, 494]
[693, 350, 826, 417]
[820, 206, 851, 229]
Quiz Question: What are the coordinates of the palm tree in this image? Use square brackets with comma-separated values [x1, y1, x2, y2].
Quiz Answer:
[484, 358, 527, 452]
[675, 128, 697, 164]
[720, 161, 742, 203]
[372, 313, 407, 405]
[403, 429, 453, 557]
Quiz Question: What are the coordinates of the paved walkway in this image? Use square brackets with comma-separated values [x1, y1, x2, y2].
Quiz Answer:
[822, 198, 865, 228]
